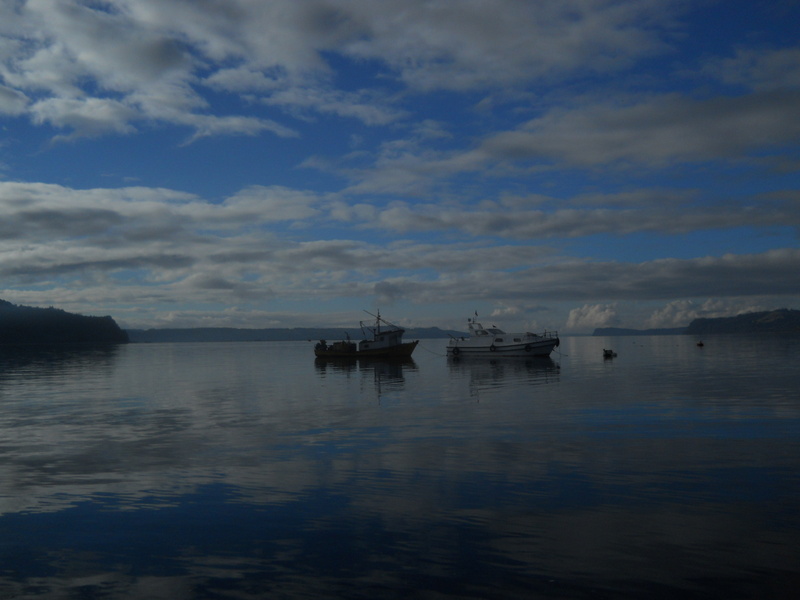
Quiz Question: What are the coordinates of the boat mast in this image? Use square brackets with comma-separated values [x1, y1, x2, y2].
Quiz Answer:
[363, 309, 403, 334]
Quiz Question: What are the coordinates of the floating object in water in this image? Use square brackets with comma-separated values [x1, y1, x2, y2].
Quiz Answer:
[696, 341, 704, 347]
[603, 349, 617, 358]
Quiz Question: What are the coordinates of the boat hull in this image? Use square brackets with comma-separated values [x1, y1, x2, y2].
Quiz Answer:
[315, 340, 419, 359]
[447, 339, 558, 358]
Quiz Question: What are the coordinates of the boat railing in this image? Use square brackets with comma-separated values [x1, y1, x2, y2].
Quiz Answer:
[531, 330, 559, 339]
[534, 329, 558, 338]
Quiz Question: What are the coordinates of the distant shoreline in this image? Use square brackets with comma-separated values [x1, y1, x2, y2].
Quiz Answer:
[2, 297, 797, 343]
[126, 326, 465, 344]
[593, 309, 800, 336]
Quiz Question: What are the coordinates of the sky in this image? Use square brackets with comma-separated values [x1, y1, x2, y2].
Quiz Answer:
[1, 0, 799, 334]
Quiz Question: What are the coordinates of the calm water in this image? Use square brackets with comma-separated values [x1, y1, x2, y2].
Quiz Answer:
[1, 335, 798, 599]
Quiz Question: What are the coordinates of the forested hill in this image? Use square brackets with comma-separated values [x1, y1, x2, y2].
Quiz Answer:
[0, 300, 129, 344]
[685, 309, 800, 335]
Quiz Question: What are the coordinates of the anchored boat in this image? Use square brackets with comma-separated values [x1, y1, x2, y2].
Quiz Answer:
[447, 317, 559, 358]
[314, 311, 418, 359]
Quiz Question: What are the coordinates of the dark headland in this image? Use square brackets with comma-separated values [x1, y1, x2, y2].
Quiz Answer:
[0, 299, 129, 344]
[594, 309, 800, 336]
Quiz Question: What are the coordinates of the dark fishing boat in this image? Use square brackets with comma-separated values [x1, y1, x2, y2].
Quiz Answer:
[314, 311, 418, 359]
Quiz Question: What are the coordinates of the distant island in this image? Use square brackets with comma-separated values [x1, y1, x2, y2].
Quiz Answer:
[126, 326, 464, 343]
[594, 309, 800, 336]
[0, 299, 129, 344]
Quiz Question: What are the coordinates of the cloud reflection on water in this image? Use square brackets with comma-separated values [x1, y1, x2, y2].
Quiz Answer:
[1, 339, 798, 598]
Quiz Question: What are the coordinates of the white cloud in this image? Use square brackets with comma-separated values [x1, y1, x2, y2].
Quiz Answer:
[341, 0, 676, 90]
[30, 97, 138, 138]
[489, 306, 522, 319]
[0, 0, 688, 140]
[221, 186, 322, 223]
[704, 46, 800, 91]
[259, 86, 404, 126]
[3, 181, 797, 318]
[479, 91, 800, 167]
[0, 84, 27, 115]
[178, 114, 298, 143]
[644, 299, 767, 329]
[566, 304, 619, 331]
[325, 192, 800, 239]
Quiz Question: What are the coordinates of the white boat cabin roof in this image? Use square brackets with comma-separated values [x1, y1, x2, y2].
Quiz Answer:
[469, 321, 505, 336]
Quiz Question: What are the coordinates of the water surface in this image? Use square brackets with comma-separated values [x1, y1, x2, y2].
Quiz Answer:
[1, 336, 798, 598]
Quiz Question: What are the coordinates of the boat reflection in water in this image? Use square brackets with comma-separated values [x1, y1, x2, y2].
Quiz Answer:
[315, 356, 418, 398]
[448, 355, 560, 395]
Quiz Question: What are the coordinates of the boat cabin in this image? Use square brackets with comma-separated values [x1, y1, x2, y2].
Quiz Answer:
[359, 328, 404, 351]
[468, 321, 505, 337]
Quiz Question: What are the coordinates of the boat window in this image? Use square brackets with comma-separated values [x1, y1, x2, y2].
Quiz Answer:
[495, 338, 503, 343]
[514, 338, 521, 342]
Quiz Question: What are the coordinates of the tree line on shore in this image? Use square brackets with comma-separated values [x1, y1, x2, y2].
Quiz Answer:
[0, 300, 128, 344]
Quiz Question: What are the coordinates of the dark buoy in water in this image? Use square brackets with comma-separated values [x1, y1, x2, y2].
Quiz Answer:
[697, 341, 704, 347]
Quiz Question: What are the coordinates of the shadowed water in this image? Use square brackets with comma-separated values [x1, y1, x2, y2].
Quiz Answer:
[1, 336, 798, 598]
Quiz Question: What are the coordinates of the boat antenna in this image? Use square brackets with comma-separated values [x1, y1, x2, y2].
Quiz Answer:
[363, 309, 399, 329]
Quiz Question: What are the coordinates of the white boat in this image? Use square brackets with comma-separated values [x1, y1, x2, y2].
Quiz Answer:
[447, 317, 559, 358]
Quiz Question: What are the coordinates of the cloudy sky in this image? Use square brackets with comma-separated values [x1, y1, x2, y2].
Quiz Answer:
[1, 0, 798, 333]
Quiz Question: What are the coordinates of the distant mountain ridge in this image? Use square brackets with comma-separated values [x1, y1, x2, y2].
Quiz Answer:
[127, 326, 464, 343]
[0, 299, 129, 344]
[594, 309, 800, 336]
[685, 309, 800, 335]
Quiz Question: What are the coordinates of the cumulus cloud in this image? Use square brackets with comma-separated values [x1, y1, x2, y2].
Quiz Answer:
[566, 304, 619, 331]
[327, 193, 800, 239]
[30, 97, 139, 138]
[2, 181, 798, 324]
[643, 299, 768, 329]
[0, 0, 685, 140]
[341, 0, 676, 90]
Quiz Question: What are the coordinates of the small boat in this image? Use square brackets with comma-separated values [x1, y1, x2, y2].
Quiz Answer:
[447, 317, 559, 358]
[603, 349, 617, 358]
[314, 311, 418, 359]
